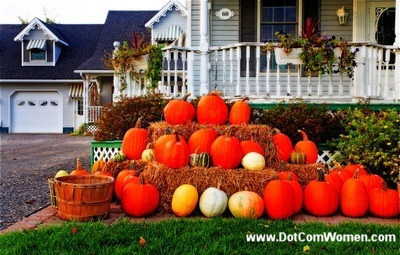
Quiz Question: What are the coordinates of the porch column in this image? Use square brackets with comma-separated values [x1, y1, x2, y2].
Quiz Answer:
[352, 0, 367, 98]
[83, 76, 90, 124]
[395, 0, 400, 100]
[199, 0, 210, 95]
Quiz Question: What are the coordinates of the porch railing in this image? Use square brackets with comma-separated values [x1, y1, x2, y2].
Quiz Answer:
[87, 106, 102, 123]
[157, 42, 397, 101]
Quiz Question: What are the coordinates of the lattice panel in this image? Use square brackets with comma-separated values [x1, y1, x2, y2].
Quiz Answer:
[317, 150, 339, 165]
[86, 124, 98, 134]
[93, 146, 121, 162]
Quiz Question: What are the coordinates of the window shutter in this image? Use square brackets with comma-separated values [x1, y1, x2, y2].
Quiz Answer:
[240, 0, 257, 77]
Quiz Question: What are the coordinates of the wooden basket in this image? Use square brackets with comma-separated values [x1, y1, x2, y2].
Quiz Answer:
[53, 175, 114, 221]
[47, 178, 57, 208]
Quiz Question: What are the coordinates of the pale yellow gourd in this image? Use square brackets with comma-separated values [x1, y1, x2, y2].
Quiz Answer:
[241, 152, 265, 171]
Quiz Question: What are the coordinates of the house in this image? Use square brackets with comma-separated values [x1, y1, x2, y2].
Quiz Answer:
[135, 0, 399, 107]
[0, 11, 160, 133]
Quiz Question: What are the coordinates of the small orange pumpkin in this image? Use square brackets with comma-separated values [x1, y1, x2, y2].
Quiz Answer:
[121, 117, 148, 160]
[70, 158, 90, 176]
[369, 181, 399, 218]
[163, 94, 195, 124]
[263, 179, 295, 219]
[210, 127, 243, 169]
[188, 128, 218, 154]
[162, 133, 190, 169]
[340, 169, 369, 217]
[229, 98, 251, 124]
[196, 91, 228, 125]
[294, 130, 318, 164]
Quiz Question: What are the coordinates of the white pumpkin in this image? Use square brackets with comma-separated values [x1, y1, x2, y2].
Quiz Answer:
[242, 152, 265, 171]
[199, 186, 228, 217]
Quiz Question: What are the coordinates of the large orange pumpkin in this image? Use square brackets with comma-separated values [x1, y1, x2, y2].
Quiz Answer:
[303, 169, 338, 216]
[163, 94, 195, 124]
[263, 179, 295, 219]
[121, 176, 160, 217]
[228, 191, 264, 218]
[240, 134, 265, 156]
[188, 128, 218, 154]
[162, 133, 190, 169]
[114, 169, 138, 199]
[196, 91, 228, 125]
[294, 130, 318, 164]
[324, 166, 343, 195]
[229, 98, 251, 124]
[284, 174, 303, 214]
[273, 129, 293, 162]
[210, 128, 243, 169]
[154, 133, 176, 163]
[121, 117, 148, 160]
[340, 170, 369, 217]
[343, 159, 368, 176]
[369, 181, 399, 218]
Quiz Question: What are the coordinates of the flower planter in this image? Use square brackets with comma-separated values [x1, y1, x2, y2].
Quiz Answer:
[274, 48, 303, 65]
[333, 48, 343, 59]
[131, 54, 149, 73]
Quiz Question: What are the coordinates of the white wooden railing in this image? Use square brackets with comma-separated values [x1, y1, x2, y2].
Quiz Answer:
[87, 106, 102, 123]
[117, 42, 398, 102]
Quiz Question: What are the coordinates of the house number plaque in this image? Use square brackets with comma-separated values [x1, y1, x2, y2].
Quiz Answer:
[215, 8, 234, 20]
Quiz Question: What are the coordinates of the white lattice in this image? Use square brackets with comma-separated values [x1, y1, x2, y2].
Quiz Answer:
[86, 124, 98, 134]
[317, 150, 340, 165]
[93, 146, 121, 162]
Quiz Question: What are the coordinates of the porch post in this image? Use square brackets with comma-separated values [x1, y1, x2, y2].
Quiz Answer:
[83, 75, 90, 124]
[352, 0, 367, 98]
[394, 0, 400, 100]
[199, 0, 210, 95]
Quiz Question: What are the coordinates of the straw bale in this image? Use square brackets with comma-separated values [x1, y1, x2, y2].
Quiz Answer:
[102, 160, 147, 178]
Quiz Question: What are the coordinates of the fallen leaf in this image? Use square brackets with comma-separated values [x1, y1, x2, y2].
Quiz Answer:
[371, 247, 376, 253]
[25, 198, 36, 204]
[71, 227, 78, 235]
[139, 236, 146, 247]
[303, 245, 310, 253]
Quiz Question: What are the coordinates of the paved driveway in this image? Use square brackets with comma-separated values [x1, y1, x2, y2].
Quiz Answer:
[0, 134, 92, 230]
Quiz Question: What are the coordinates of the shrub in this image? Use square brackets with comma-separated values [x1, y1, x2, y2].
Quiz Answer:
[253, 102, 346, 144]
[331, 108, 400, 186]
[94, 94, 168, 141]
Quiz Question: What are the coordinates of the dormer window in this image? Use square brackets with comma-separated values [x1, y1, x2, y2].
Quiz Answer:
[27, 39, 47, 61]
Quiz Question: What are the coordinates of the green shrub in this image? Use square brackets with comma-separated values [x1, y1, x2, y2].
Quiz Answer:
[94, 94, 168, 141]
[253, 102, 346, 144]
[332, 108, 400, 186]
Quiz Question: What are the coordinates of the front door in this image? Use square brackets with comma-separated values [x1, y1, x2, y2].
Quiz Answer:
[74, 99, 84, 130]
[369, 2, 396, 45]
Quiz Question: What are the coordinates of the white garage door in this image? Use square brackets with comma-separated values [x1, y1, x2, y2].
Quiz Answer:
[11, 91, 63, 133]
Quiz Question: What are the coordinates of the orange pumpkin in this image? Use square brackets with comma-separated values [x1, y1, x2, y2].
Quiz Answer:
[228, 191, 264, 218]
[340, 170, 369, 217]
[154, 133, 176, 163]
[277, 171, 299, 182]
[229, 98, 251, 124]
[162, 133, 190, 169]
[343, 159, 368, 176]
[273, 129, 293, 162]
[114, 169, 138, 199]
[196, 91, 228, 125]
[331, 162, 353, 183]
[284, 174, 303, 214]
[294, 130, 318, 164]
[240, 132, 264, 156]
[121, 117, 148, 160]
[210, 127, 243, 169]
[369, 181, 399, 218]
[163, 94, 195, 124]
[304, 169, 338, 216]
[323, 165, 343, 195]
[70, 158, 90, 176]
[121, 176, 160, 217]
[188, 128, 218, 154]
[360, 174, 384, 192]
[263, 179, 295, 219]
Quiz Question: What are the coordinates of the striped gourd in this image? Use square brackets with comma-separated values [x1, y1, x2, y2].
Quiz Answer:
[189, 152, 211, 168]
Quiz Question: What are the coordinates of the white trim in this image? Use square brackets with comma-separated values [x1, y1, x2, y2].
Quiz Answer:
[0, 79, 82, 83]
[145, 0, 187, 28]
[53, 41, 56, 66]
[368, 2, 395, 43]
[186, 0, 192, 47]
[74, 70, 115, 74]
[13, 17, 69, 46]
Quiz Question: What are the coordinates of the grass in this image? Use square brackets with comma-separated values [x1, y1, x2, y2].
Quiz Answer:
[1, 218, 399, 255]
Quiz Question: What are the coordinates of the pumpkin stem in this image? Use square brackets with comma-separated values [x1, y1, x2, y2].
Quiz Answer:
[323, 163, 330, 175]
[225, 126, 236, 137]
[353, 169, 360, 179]
[241, 97, 249, 102]
[182, 93, 191, 101]
[287, 173, 293, 181]
[298, 130, 309, 142]
[317, 168, 326, 182]
[134, 168, 144, 177]
[174, 132, 180, 142]
[332, 161, 343, 169]
[146, 143, 153, 150]
[381, 180, 388, 192]
[139, 174, 145, 185]
[76, 158, 82, 170]
[217, 181, 221, 190]
[272, 128, 282, 135]
[209, 90, 222, 97]
[348, 155, 356, 165]
[135, 117, 144, 128]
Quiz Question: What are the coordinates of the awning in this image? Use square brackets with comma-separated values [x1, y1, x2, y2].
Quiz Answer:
[26, 39, 47, 50]
[68, 83, 83, 99]
[154, 25, 184, 41]
[170, 31, 187, 47]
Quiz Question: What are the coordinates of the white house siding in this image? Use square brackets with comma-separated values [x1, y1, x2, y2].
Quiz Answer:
[0, 83, 75, 133]
[190, 0, 357, 97]
[152, 9, 187, 43]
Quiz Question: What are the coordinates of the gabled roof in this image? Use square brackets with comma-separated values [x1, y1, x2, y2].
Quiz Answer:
[0, 23, 102, 80]
[76, 10, 157, 71]
[13, 17, 69, 46]
[145, 0, 187, 28]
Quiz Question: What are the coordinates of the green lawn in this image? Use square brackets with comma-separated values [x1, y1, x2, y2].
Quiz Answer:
[1, 218, 399, 255]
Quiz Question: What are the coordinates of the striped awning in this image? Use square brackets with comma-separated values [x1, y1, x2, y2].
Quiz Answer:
[170, 31, 187, 47]
[68, 83, 83, 99]
[154, 25, 184, 41]
[26, 39, 47, 50]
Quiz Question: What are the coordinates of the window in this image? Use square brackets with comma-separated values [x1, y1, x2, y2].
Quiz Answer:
[30, 49, 46, 61]
[77, 99, 83, 116]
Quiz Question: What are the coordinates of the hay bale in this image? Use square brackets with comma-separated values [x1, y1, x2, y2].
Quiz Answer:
[102, 160, 147, 178]
[148, 122, 280, 166]
[277, 163, 321, 187]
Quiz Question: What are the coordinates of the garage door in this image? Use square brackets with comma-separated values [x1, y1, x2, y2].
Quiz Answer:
[11, 91, 63, 133]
